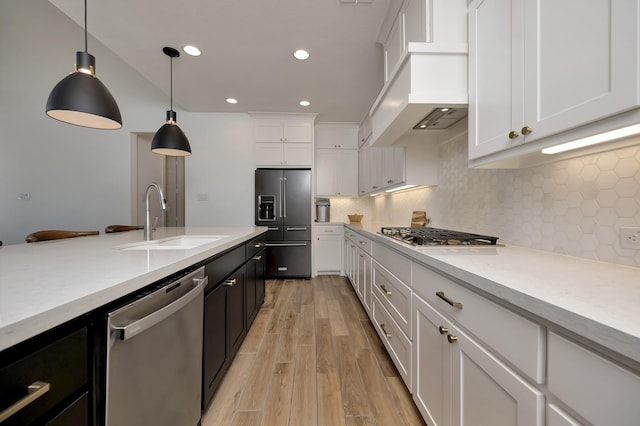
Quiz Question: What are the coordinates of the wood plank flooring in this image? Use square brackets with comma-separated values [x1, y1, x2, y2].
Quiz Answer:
[201, 275, 425, 426]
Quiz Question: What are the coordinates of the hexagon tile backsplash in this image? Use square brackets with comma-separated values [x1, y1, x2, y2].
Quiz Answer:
[371, 132, 640, 267]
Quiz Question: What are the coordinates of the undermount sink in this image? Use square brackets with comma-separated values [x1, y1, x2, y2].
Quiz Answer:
[118, 235, 229, 251]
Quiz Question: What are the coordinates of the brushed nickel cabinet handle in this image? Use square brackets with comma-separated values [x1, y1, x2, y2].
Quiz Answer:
[438, 326, 448, 335]
[379, 323, 391, 338]
[380, 284, 392, 296]
[447, 334, 458, 344]
[253, 255, 262, 261]
[253, 243, 262, 248]
[0, 381, 50, 423]
[436, 291, 463, 309]
[224, 278, 237, 287]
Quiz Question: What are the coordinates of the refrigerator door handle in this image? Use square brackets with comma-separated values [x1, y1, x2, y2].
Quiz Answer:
[279, 178, 283, 218]
[283, 177, 287, 218]
[265, 242, 308, 247]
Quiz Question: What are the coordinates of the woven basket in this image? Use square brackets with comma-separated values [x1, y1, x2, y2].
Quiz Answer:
[348, 214, 363, 223]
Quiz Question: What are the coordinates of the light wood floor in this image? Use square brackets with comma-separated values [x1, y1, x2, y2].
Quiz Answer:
[201, 275, 425, 426]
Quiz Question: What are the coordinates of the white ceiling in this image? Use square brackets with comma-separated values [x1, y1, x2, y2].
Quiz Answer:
[48, 0, 396, 123]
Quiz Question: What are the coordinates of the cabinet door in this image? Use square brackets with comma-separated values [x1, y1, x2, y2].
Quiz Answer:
[468, 0, 524, 160]
[357, 249, 372, 313]
[283, 120, 313, 143]
[254, 118, 284, 142]
[382, 147, 406, 188]
[412, 294, 451, 426]
[227, 269, 246, 358]
[523, 0, 640, 143]
[315, 235, 342, 272]
[283, 144, 313, 166]
[369, 147, 384, 192]
[358, 147, 370, 195]
[255, 142, 284, 166]
[450, 324, 544, 426]
[203, 284, 228, 407]
[547, 404, 582, 426]
[336, 149, 358, 196]
[315, 149, 338, 196]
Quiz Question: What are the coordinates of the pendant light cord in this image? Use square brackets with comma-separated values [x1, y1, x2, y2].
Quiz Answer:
[84, 0, 88, 52]
[170, 56, 173, 113]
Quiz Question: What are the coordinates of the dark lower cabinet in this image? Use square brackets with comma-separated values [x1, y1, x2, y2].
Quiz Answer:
[0, 324, 89, 426]
[246, 248, 266, 327]
[201, 233, 267, 410]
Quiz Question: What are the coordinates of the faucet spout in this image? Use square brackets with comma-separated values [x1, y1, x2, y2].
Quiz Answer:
[144, 183, 167, 241]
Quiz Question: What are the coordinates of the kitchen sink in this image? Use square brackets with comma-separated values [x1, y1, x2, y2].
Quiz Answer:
[117, 235, 229, 251]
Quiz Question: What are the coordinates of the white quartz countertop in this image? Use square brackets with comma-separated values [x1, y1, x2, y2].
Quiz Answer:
[346, 224, 640, 365]
[0, 226, 267, 351]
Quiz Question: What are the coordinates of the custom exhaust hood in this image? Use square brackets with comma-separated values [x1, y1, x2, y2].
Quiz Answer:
[368, 0, 468, 147]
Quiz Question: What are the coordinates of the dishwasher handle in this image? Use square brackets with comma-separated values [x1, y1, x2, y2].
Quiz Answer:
[112, 276, 207, 341]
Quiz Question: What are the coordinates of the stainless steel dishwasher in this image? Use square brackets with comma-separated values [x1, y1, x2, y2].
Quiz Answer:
[105, 267, 207, 426]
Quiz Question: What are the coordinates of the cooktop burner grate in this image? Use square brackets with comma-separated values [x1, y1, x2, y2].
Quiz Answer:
[380, 226, 499, 246]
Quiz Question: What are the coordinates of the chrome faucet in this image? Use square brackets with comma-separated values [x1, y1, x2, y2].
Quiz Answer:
[144, 183, 167, 241]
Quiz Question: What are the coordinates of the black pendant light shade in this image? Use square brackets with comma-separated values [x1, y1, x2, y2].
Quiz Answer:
[151, 110, 192, 156]
[46, 2, 122, 129]
[151, 47, 191, 156]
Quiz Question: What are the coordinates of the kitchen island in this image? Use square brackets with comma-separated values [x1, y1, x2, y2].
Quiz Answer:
[0, 226, 267, 352]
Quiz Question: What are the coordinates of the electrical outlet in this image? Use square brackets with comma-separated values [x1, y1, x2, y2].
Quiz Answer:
[620, 227, 640, 249]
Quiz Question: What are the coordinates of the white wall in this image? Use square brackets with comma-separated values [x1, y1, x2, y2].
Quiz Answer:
[181, 113, 255, 226]
[0, 0, 255, 245]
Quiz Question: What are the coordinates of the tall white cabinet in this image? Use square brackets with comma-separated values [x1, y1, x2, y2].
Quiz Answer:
[469, 0, 640, 166]
[315, 124, 359, 197]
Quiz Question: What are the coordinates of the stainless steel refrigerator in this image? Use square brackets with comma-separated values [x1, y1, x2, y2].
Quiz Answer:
[255, 168, 311, 278]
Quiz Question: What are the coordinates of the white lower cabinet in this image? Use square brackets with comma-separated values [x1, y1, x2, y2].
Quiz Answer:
[413, 293, 545, 426]
[547, 331, 640, 426]
[356, 247, 372, 313]
[546, 404, 582, 426]
[313, 225, 343, 275]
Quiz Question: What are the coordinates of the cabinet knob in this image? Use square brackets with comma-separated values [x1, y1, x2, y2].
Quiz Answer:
[521, 126, 533, 135]
[438, 326, 448, 335]
[387, 179, 393, 184]
[508, 131, 520, 139]
[447, 334, 458, 344]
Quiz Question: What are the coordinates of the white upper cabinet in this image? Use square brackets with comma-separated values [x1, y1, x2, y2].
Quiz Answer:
[316, 124, 358, 149]
[469, 0, 640, 167]
[251, 114, 316, 166]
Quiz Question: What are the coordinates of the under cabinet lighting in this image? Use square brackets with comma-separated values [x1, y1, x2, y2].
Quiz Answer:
[385, 184, 417, 193]
[542, 124, 640, 154]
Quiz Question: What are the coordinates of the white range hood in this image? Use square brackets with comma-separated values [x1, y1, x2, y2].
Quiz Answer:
[369, 0, 468, 147]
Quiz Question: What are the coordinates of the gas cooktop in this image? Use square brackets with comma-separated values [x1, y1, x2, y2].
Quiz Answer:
[380, 226, 500, 246]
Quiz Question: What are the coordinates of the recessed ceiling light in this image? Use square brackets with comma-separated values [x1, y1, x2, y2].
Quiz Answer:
[183, 45, 201, 56]
[299, 100, 310, 106]
[293, 49, 310, 60]
[226, 98, 238, 104]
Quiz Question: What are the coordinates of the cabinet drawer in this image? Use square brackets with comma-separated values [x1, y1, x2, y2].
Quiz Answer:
[246, 233, 267, 260]
[347, 232, 372, 255]
[548, 331, 640, 426]
[204, 245, 245, 291]
[372, 294, 411, 390]
[372, 242, 411, 285]
[413, 262, 544, 383]
[313, 225, 343, 236]
[0, 327, 88, 425]
[372, 260, 412, 338]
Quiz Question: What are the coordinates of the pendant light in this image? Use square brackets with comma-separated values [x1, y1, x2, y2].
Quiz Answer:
[151, 47, 192, 156]
[46, 0, 122, 129]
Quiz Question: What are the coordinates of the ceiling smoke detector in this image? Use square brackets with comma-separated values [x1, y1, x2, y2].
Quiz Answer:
[413, 107, 468, 130]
